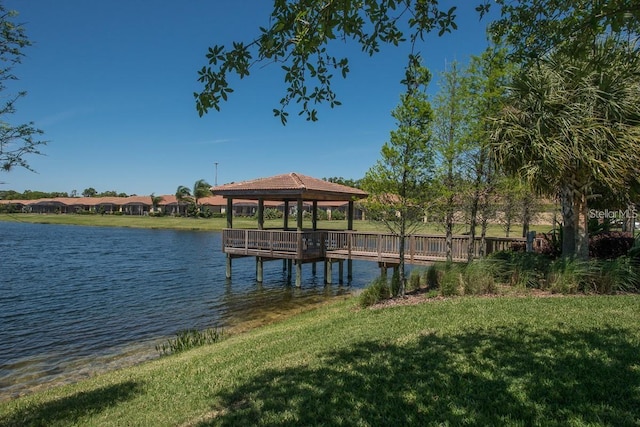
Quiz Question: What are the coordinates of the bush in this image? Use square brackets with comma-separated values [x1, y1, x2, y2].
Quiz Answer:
[589, 231, 635, 259]
[587, 257, 639, 294]
[390, 268, 401, 297]
[264, 208, 283, 220]
[315, 209, 328, 221]
[359, 276, 390, 307]
[425, 264, 440, 289]
[332, 210, 346, 220]
[546, 257, 596, 294]
[440, 264, 463, 296]
[461, 260, 497, 295]
[407, 269, 422, 292]
[489, 250, 551, 288]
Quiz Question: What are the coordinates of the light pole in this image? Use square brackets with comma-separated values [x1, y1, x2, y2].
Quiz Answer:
[214, 162, 219, 187]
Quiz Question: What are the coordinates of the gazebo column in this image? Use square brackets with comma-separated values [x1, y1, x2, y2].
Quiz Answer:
[312, 200, 317, 276]
[256, 198, 265, 282]
[283, 200, 289, 271]
[348, 200, 355, 283]
[226, 197, 233, 279]
[296, 198, 303, 231]
[295, 198, 303, 287]
[258, 198, 264, 230]
[312, 201, 317, 230]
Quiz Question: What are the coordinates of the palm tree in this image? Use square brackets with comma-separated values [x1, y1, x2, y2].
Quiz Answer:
[175, 185, 192, 216]
[150, 193, 164, 214]
[192, 179, 212, 207]
[492, 37, 640, 259]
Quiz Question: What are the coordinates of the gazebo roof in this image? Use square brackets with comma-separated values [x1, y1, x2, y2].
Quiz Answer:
[210, 172, 367, 202]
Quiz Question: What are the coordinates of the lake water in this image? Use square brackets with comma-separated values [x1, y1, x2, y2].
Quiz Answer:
[0, 221, 380, 401]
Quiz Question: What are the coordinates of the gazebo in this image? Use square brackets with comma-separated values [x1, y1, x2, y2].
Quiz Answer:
[211, 172, 368, 286]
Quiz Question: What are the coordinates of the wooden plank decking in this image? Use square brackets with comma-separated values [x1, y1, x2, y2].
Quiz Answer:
[222, 229, 525, 266]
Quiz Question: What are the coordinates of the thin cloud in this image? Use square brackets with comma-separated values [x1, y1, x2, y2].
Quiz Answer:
[37, 108, 94, 127]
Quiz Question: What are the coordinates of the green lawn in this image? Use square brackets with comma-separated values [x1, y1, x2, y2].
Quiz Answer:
[0, 213, 553, 236]
[1, 295, 638, 426]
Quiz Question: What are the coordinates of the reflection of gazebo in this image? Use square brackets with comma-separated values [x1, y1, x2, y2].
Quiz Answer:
[211, 172, 367, 286]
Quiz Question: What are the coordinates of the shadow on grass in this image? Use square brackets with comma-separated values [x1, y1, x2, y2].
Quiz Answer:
[0, 381, 143, 427]
[200, 325, 639, 426]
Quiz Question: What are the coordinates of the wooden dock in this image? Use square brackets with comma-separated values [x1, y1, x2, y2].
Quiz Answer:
[222, 229, 525, 285]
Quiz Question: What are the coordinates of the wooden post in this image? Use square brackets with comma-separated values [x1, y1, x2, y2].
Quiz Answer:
[325, 259, 332, 284]
[284, 200, 289, 230]
[256, 257, 263, 283]
[338, 260, 344, 285]
[226, 198, 233, 229]
[258, 198, 264, 230]
[287, 259, 292, 281]
[297, 198, 303, 231]
[296, 261, 302, 287]
[312, 201, 318, 231]
[526, 230, 536, 252]
[226, 197, 233, 279]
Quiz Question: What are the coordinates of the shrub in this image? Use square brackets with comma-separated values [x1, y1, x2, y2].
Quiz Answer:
[461, 260, 497, 295]
[587, 257, 640, 294]
[315, 209, 328, 221]
[546, 257, 596, 294]
[489, 250, 551, 288]
[440, 264, 463, 296]
[589, 231, 634, 259]
[390, 268, 401, 297]
[407, 269, 422, 292]
[264, 208, 283, 220]
[332, 209, 346, 220]
[156, 327, 224, 356]
[425, 264, 440, 289]
[359, 276, 390, 307]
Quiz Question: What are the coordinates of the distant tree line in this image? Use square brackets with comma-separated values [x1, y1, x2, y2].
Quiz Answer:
[0, 188, 130, 200]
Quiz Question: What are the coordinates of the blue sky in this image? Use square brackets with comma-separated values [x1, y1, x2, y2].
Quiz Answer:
[3, 1, 497, 196]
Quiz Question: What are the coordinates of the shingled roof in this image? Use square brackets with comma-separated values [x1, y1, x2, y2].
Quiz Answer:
[211, 172, 367, 202]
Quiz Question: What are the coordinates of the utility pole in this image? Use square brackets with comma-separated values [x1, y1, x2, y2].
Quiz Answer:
[214, 162, 219, 187]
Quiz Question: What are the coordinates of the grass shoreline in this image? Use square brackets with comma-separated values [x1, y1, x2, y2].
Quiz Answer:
[0, 213, 552, 236]
[1, 293, 638, 425]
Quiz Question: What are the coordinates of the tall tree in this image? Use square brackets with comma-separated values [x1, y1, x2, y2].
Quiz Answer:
[192, 179, 213, 214]
[465, 46, 511, 260]
[82, 187, 97, 198]
[492, 37, 640, 259]
[150, 193, 164, 214]
[175, 185, 192, 216]
[489, 0, 640, 64]
[430, 61, 471, 262]
[0, 4, 46, 172]
[362, 60, 434, 297]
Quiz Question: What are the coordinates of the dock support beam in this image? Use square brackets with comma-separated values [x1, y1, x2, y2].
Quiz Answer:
[295, 261, 302, 287]
[226, 255, 232, 279]
[256, 257, 263, 283]
[325, 259, 332, 284]
[339, 260, 344, 285]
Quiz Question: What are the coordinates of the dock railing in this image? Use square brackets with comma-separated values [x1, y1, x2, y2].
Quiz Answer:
[222, 229, 525, 264]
